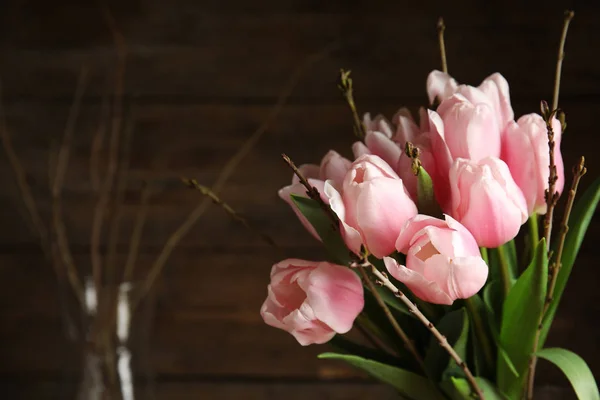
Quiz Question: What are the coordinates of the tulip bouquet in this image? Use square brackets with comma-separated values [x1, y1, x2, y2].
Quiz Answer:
[260, 12, 600, 400]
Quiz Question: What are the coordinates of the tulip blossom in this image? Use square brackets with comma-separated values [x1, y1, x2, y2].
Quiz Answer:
[449, 157, 528, 248]
[502, 113, 564, 215]
[352, 113, 403, 170]
[260, 259, 364, 346]
[385, 214, 488, 305]
[325, 154, 417, 258]
[279, 151, 351, 239]
[436, 93, 502, 162]
[427, 70, 514, 131]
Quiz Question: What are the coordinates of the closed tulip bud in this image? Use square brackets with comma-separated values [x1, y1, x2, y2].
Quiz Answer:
[449, 157, 528, 248]
[502, 113, 564, 215]
[260, 259, 364, 346]
[386, 214, 488, 305]
[325, 154, 417, 258]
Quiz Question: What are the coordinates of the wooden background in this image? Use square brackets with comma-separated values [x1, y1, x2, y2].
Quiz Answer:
[0, 0, 598, 398]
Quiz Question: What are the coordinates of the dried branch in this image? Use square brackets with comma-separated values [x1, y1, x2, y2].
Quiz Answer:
[123, 182, 152, 283]
[337, 69, 365, 139]
[91, 4, 128, 294]
[133, 40, 340, 308]
[49, 67, 89, 304]
[182, 178, 278, 248]
[527, 157, 586, 399]
[541, 105, 560, 249]
[105, 113, 135, 285]
[0, 82, 50, 254]
[90, 89, 110, 192]
[357, 265, 426, 372]
[437, 17, 448, 74]
[356, 259, 484, 399]
[552, 11, 575, 111]
[281, 153, 339, 225]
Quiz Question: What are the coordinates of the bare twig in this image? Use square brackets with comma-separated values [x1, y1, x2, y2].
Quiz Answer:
[552, 11, 575, 111]
[90, 88, 110, 192]
[105, 114, 135, 284]
[357, 265, 426, 372]
[437, 17, 448, 74]
[541, 105, 560, 248]
[526, 157, 586, 399]
[0, 82, 50, 254]
[123, 183, 152, 283]
[356, 259, 485, 399]
[183, 178, 278, 248]
[50, 67, 89, 304]
[337, 69, 365, 139]
[133, 41, 340, 307]
[281, 153, 339, 225]
[91, 4, 128, 295]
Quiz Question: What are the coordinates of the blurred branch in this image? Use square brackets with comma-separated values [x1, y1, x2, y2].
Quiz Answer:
[437, 17, 448, 74]
[552, 10, 575, 111]
[134, 40, 341, 307]
[123, 182, 152, 283]
[90, 88, 110, 192]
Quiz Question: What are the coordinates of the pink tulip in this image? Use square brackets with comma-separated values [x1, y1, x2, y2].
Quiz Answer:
[436, 93, 501, 162]
[449, 157, 528, 248]
[502, 113, 564, 215]
[324, 154, 418, 258]
[427, 70, 514, 131]
[385, 214, 488, 305]
[352, 113, 403, 170]
[279, 151, 352, 239]
[260, 259, 364, 346]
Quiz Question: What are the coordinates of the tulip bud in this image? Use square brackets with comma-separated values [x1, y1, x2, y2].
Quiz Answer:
[386, 214, 488, 305]
[502, 114, 565, 215]
[325, 154, 417, 258]
[260, 259, 364, 345]
[449, 157, 528, 248]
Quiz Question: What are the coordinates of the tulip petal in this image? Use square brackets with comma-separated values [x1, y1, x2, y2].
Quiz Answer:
[304, 263, 364, 334]
[384, 257, 454, 305]
[320, 150, 351, 189]
[324, 181, 363, 255]
[365, 131, 402, 168]
[278, 179, 326, 240]
[426, 70, 459, 104]
[395, 214, 445, 254]
[352, 141, 371, 159]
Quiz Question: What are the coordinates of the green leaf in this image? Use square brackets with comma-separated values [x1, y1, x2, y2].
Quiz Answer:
[465, 295, 494, 379]
[537, 348, 600, 400]
[425, 308, 469, 381]
[417, 166, 442, 217]
[497, 239, 548, 397]
[541, 176, 600, 347]
[441, 377, 508, 400]
[290, 195, 351, 264]
[483, 280, 503, 328]
[328, 335, 402, 367]
[318, 353, 444, 400]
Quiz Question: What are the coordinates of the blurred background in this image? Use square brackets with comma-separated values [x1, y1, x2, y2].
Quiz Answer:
[0, 0, 598, 398]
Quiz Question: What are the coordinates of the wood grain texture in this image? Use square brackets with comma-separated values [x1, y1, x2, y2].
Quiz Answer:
[0, 0, 598, 398]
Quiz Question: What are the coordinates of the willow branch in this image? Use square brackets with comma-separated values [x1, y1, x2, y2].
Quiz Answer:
[357, 259, 484, 399]
[182, 178, 278, 248]
[105, 113, 135, 285]
[0, 81, 49, 254]
[123, 183, 152, 283]
[90, 88, 110, 193]
[337, 69, 365, 139]
[527, 157, 586, 399]
[552, 11, 575, 111]
[133, 41, 340, 307]
[357, 266, 425, 372]
[91, 4, 128, 294]
[542, 106, 560, 249]
[49, 67, 89, 304]
[437, 17, 448, 74]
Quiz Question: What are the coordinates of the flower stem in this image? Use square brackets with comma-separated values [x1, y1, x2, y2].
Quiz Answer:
[496, 244, 512, 297]
[528, 214, 540, 249]
[479, 247, 489, 265]
[357, 266, 425, 372]
[358, 260, 485, 399]
[465, 297, 494, 372]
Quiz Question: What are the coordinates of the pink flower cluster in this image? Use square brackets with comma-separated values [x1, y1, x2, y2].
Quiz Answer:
[261, 70, 564, 345]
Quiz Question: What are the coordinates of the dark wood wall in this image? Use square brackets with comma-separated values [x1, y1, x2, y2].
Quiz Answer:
[0, 0, 598, 398]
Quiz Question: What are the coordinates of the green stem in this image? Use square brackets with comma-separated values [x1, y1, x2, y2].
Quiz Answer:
[496, 244, 512, 297]
[465, 297, 494, 371]
[528, 213, 540, 248]
[479, 247, 489, 266]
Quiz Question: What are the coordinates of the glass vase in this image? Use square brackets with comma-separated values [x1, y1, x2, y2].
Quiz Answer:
[61, 278, 156, 400]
